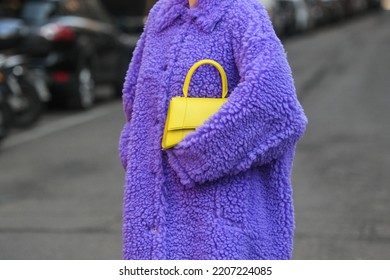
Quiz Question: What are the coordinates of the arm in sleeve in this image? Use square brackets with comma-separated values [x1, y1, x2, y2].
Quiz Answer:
[166, 6, 308, 187]
[122, 30, 147, 122]
[118, 31, 146, 169]
[119, 2, 165, 169]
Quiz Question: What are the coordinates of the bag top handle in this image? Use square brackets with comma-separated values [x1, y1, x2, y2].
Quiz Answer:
[182, 59, 228, 99]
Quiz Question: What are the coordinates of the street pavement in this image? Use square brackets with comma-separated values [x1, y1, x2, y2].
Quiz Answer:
[0, 11, 389, 260]
[290, 11, 390, 259]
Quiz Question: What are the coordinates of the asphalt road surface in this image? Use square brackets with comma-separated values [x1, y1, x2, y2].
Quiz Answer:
[0, 11, 389, 260]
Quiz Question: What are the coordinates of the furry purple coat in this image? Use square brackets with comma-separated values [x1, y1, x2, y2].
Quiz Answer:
[119, 0, 308, 260]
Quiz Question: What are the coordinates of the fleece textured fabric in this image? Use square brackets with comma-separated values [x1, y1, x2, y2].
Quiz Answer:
[119, 0, 308, 260]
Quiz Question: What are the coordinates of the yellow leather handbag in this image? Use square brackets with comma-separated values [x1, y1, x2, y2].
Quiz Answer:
[162, 59, 228, 150]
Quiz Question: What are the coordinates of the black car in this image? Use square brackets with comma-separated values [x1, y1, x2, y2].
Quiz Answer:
[18, 0, 132, 109]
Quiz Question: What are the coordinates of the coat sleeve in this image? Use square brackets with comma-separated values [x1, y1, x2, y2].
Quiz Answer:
[122, 31, 147, 122]
[118, 31, 146, 169]
[166, 5, 308, 188]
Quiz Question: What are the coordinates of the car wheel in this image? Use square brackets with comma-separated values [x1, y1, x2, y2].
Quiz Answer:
[0, 96, 13, 141]
[114, 82, 124, 99]
[68, 64, 95, 110]
[10, 76, 43, 128]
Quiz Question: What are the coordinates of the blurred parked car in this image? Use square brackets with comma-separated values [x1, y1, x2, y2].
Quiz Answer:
[100, 1, 147, 79]
[304, 0, 327, 26]
[304, 0, 344, 25]
[0, 74, 13, 142]
[277, 0, 297, 35]
[288, 0, 315, 32]
[338, 0, 363, 16]
[258, 0, 286, 35]
[100, 0, 146, 33]
[258, 0, 298, 36]
[320, 0, 345, 22]
[17, 0, 131, 109]
[0, 18, 48, 129]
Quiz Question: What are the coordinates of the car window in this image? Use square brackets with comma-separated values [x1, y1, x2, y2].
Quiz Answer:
[20, 1, 59, 25]
[84, 0, 112, 24]
[20, 0, 94, 24]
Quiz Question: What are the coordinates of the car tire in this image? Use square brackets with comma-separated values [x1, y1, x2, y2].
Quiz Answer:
[68, 64, 95, 110]
[11, 76, 43, 128]
[114, 82, 124, 99]
[0, 96, 13, 141]
[114, 54, 129, 99]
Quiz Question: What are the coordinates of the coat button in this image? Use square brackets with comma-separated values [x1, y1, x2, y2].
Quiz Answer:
[151, 226, 158, 234]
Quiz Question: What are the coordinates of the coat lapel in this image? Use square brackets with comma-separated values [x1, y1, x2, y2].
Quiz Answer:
[155, 0, 235, 33]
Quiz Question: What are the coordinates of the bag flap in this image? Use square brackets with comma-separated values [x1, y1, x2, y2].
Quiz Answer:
[166, 97, 227, 131]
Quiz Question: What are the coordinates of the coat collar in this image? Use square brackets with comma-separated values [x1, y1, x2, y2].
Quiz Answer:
[155, 0, 234, 33]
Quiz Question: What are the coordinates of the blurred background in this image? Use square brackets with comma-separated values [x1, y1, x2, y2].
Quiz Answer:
[0, 0, 389, 259]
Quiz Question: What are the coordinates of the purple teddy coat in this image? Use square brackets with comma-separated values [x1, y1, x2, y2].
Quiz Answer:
[119, 0, 308, 260]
